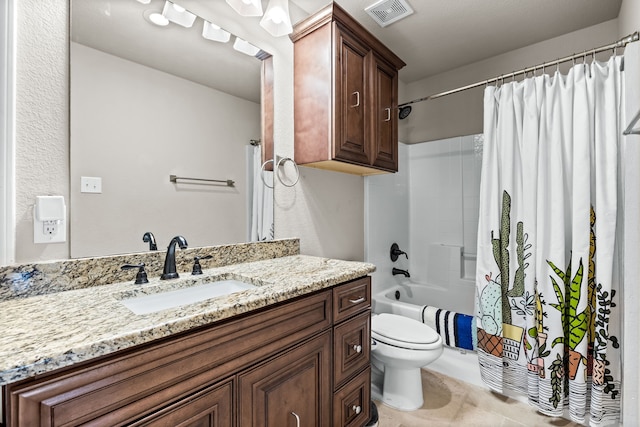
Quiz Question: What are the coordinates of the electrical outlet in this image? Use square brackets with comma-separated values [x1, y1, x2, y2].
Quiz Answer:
[43, 220, 57, 235]
[33, 205, 66, 244]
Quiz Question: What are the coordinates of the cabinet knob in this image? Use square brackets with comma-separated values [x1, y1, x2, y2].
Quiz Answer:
[353, 344, 362, 353]
[385, 107, 391, 121]
[291, 411, 301, 427]
[351, 91, 360, 108]
[352, 405, 362, 414]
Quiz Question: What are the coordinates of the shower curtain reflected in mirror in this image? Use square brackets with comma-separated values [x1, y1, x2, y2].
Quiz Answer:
[475, 55, 624, 425]
[250, 145, 274, 241]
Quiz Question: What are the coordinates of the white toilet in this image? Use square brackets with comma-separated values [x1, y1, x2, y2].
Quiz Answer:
[370, 313, 443, 411]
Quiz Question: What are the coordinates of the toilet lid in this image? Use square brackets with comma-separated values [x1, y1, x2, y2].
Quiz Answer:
[371, 313, 440, 345]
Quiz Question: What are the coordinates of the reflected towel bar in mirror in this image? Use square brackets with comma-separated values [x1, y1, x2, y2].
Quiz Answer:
[169, 175, 235, 187]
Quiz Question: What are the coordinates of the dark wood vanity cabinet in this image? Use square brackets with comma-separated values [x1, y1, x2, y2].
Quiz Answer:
[3, 277, 372, 427]
[291, 3, 405, 175]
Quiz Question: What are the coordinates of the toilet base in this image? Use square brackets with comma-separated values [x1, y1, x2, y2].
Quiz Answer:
[379, 366, 424, 411]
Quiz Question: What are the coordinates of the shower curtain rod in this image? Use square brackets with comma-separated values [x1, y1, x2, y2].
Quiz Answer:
[398, 31, 639, 108]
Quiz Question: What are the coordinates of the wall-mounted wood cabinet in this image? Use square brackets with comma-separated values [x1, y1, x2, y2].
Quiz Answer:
[291, 3, 405, 175]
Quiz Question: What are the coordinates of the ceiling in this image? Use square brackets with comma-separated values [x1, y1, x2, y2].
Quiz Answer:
[293, 0, 623, 83]
[72, 0, 623, 101]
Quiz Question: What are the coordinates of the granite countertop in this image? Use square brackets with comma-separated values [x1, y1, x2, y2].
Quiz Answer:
[0, 255, 375, 386]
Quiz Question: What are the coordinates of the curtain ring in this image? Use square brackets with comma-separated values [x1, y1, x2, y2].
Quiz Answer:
[583, 50, 587, 65]
[511, 71, 516, 82]
[276, 156, 300, 188]
[592, 48, 597, 63]
[260, 159, 275, 189]
[613, 44, 618, 57]
[555, 59, 560, 73]
[542, 62, 546, 75]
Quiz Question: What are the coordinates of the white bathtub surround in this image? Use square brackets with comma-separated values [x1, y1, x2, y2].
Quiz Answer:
[476, 55, 625, 425]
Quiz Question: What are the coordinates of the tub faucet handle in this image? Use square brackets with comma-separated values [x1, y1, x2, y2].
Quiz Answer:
[390, 243, 408, 261]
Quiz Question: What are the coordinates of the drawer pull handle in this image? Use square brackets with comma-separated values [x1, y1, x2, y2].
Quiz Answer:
[352, 405, 362, 415]
[351, 91, 360, 108]
[348, 296, 365, 304]
[353, 344, 362, 353]
[384, 107, 391, 121]
[291, 411, 301, 427]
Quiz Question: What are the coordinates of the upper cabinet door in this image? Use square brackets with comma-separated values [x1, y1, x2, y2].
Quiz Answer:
[371, 55, 398, 171]
[334, 26, 371, 166]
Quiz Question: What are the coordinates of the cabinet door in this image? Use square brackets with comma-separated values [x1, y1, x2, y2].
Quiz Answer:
[130, 380, 233, 427]
[334, 25, 371, 166]
[238, 332, 331, 427]
[371, 55, 398, 171]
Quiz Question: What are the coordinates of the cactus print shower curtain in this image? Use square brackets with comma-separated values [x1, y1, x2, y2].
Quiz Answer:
[475, 56, 623, 426]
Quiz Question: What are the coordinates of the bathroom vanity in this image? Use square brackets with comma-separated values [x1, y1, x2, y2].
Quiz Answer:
[0, 240, 375, 426]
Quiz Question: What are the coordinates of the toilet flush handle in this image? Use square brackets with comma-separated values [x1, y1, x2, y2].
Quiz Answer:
[371, 338, 378, 351]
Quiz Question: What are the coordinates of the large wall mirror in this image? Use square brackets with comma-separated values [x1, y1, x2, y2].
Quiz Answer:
[70, 0, 274, 258]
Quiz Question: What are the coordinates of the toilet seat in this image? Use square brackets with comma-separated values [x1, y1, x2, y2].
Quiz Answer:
[371, 313, 441, 350]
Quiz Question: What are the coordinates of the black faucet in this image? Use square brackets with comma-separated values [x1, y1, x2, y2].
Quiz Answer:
[392, 267, 410, 278]
[142, 231, 158, 251]
[161, 235, 188, 280]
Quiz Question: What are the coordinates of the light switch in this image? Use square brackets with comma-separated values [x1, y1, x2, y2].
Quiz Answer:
[81, 176, 102, 193]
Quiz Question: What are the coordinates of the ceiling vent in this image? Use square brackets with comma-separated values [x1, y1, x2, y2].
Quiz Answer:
[365, 0, 414, 27]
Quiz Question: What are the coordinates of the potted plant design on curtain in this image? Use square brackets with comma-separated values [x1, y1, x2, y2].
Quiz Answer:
[547, 259, 588, 380]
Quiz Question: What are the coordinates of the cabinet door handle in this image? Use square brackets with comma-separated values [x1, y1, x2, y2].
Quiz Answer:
[352, 405, 362, 415]
[353, 344, 362, 353]
[384, 107, 391, 121]
[351, 91, 360, 107]
[348, 296, 365, 304]
[291, 412, 301, 427]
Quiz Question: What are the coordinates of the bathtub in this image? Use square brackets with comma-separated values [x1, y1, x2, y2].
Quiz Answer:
[372, 280, 483, 388]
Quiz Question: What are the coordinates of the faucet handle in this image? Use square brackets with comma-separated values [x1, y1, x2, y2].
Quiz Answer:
[192, 255, 213, 275]
[121, 263, 149, 285]
[390, 243, 408, 261]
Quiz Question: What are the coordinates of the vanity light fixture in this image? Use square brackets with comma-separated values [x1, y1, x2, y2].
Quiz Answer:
[260, 0, 293, 37]
[202, 21, 231, 43]
[136, 0, 151, 4]
[147, 11, 169, 26]
[161, 0, 197, 28]
[225, 0, 264, 17]
[233, 37, 261, 56]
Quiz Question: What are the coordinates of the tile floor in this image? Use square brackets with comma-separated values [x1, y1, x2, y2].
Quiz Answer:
[374, 368, 583, 426]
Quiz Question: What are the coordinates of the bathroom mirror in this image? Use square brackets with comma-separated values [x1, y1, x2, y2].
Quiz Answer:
[70, 0, 273, 258]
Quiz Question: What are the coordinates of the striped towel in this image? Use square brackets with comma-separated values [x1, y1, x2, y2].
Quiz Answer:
[421, 306, 477, 351]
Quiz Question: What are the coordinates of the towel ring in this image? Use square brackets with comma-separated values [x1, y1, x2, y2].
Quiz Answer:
[260, 159, 275, 189]
[276, 156, 300, 188]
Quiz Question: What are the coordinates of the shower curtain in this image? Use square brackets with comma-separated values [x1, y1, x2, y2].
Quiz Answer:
[475, 56, 623, 426]
[250, 145, 274, 241]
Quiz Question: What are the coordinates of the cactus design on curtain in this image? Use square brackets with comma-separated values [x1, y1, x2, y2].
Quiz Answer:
[475, 55, 623, 426]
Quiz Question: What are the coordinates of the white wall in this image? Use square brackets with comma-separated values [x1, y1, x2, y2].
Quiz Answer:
[70, 43, 258, 257]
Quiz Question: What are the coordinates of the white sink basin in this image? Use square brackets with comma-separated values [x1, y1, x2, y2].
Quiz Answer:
[120, 280, 256, 315]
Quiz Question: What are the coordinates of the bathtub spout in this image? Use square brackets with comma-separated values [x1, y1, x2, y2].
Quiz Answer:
[392, 268, 410, 277]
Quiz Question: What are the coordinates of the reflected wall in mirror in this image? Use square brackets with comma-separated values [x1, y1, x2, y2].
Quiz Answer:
[70, 0, 274, 258]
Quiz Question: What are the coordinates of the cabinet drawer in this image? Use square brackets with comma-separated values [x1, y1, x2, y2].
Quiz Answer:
[130, 379, 233, 427]
[333, 311, 370, 389]
[332, 276, 370, 323]
[333, 367, 371, 427]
